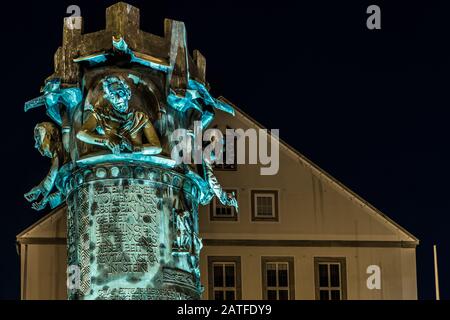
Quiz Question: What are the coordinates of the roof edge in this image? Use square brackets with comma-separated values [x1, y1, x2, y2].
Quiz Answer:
[16, 205, 66, 240]
[219, 96, 419, 244]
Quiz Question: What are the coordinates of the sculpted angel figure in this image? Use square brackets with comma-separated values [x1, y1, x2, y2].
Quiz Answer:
[24, 78, 82, 153]
[24, 122, 67, 210]
[169, 80, 238, 211]
[77, 76, 162, 155]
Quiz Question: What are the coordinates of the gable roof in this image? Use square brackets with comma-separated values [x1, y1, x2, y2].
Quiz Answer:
[218, 96, 419, 244]
[17, 205, 66, 242]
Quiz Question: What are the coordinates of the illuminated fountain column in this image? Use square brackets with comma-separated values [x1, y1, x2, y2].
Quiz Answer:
[24, 2, 237, 300]
[66, 163, 202, 300]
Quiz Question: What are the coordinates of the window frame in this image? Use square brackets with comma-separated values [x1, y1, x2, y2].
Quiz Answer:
[210, 189, 238, 222]
[261, 256, 295, 300]
[251, 190, 279, 222]
[314, 257, 347, 300]
[208, 256, 242, 300]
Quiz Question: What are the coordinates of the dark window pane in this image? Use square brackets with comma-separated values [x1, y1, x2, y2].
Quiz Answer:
[278, 267, 288, 287]
[216, 207, 232, 216]
[215, 191, 236, 217]
[257, 196, 273, 216]
[279, 290, 289, 300]
[225, 291, 235, 300]
[330, 264, 340, 287]
[214, 265, 224, 287]
[267, 290, 277, 300]
[331, 290, 341, 301]
[319, 290, 329, 301]
[319, 264, 329, 287]
[225, 265, 235, 287]
[266, 264, 277, 287]
[214, 291, 224, 300]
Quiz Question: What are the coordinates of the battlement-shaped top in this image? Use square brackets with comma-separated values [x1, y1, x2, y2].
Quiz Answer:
[53, 2, 206, 88]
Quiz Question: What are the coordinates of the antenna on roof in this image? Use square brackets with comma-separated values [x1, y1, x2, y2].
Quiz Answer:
[433, 244, 440, 300]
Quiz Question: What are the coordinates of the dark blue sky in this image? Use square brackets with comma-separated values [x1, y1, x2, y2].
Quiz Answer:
[1, 0, 448, 299]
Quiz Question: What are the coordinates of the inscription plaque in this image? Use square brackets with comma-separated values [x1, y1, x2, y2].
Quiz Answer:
[94, 183, 159, 275]
[67, 170, 164, 299]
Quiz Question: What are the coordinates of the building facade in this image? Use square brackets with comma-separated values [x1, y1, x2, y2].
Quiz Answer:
[17, 101, 419, 300]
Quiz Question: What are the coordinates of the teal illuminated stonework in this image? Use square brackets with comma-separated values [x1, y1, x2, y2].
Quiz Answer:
[24, 2, 237, 300]
[67, 163, 202, 299]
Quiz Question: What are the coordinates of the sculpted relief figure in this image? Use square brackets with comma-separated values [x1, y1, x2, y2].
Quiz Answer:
[167, 79, 238, 212]
[77, 76, 162, 155]
[24, 122, 67, 210]
[173, 208, 193, 252]
[202, 134, 238, 211]
[24, 78, 82, 153]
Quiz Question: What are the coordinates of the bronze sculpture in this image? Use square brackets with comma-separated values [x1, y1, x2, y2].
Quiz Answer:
[77, 76, 162, 155]
[24, 122, 67, 210]
[24, 2, 238, 300]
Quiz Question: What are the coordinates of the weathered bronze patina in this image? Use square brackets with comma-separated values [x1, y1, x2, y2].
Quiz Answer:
[24, 2, 237, 300]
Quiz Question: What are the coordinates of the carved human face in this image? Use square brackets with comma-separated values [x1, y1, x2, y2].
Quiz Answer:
[103, 77, 131, 113]
[34, 127, 52, 158]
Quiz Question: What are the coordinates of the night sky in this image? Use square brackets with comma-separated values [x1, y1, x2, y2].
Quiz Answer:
[0, 0, 448, 300]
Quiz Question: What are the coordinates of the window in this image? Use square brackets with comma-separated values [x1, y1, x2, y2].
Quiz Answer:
[251, 190, 279, 222]
[314, 257, 347, 300]
[261, 257, 295, 300]
[213, 126, 237, 171]
[208, 256, 242, 300]
[210, 189, 238, 221]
